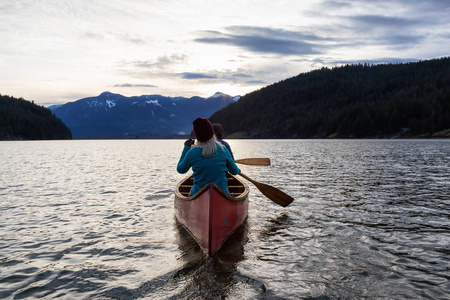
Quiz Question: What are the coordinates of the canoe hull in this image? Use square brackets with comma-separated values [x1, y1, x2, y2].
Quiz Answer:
[174, 174, 249, 256]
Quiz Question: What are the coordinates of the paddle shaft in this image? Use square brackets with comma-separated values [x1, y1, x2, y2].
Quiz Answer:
[239, 172, 293, 207]
[235, 158, 271, 166]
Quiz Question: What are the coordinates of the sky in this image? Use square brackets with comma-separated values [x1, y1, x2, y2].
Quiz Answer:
[1, 0, 449, 106]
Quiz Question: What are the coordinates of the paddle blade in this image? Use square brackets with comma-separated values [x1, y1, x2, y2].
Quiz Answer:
[239, 173, 294, 207]
[235, 158, 271, 166]
[254, 182, 294, 207]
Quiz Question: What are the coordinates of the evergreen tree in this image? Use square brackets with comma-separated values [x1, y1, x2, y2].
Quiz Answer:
[0, 94, 72, 140]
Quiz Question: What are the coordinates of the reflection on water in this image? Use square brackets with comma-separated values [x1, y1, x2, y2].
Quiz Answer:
[169, 219, 269, 300]
[0, 139, 449, 299]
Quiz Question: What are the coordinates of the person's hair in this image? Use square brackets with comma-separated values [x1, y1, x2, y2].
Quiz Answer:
[194, 135, 224, 158]
[212, 123, 223, 139]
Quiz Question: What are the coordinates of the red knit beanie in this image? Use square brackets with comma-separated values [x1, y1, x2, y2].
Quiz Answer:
[193, 117, 214, 142]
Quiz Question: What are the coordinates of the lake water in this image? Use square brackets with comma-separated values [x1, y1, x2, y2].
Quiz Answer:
[0, 139, 449, 299]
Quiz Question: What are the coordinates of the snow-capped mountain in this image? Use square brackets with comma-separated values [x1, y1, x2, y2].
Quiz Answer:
[51, 91, 239, 137]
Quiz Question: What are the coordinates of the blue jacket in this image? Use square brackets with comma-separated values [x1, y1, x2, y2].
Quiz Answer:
[217, 139, 234, 160]
[177, 143, 240, 195]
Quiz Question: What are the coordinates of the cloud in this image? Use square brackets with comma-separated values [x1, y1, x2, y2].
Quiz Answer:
[311, 0, 450, 51]
[174, 69, 268, 86]
[351, 0, 450, 10]
[195, 26, 329, 55]
[245, 80, 267, 84]
[348, 15, 420, 28]
[193, 20, 430, 57]
[319, 0, 352, 9]
[232, 73, 253, 78]
[111, 32, 146, 45]
[117, 54, 189, 80]
[319, 0, 450, 12]
[123, 37, 146, 45]
[81, 31, 146, 44]
[114, 83, 158, 88]
[179, 72, 218, 79]
[132, 54, 188, 69]
[379, 34, 425, 48]
[83, 31, 104, 40]
[342, 15, 426, 48]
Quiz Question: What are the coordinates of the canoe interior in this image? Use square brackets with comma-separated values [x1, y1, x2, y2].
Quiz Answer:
[178, 173, 247, 199]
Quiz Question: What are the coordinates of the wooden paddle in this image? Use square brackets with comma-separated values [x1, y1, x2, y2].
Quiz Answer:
[239, 172, 294, 207]
[235, 158, 271, 166]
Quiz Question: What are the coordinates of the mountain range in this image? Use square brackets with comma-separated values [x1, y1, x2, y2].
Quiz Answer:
[50, 92, 239, 138]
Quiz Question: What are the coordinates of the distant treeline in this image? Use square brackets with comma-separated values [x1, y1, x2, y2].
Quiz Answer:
[210, 57, 450, 138]
[0, 94, 72, 140]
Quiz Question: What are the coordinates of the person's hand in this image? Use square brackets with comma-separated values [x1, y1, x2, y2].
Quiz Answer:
[184, 139, 194, 147]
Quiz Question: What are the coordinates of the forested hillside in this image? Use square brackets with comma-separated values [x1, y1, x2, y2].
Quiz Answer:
[210, 57, 450, 138]
[0, 94, 72, 140]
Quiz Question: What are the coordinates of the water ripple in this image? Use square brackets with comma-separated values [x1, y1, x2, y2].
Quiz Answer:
[0, 140, 449, 299]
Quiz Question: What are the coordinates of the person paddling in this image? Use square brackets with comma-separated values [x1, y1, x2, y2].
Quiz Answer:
[177, 117, 240, 196]
[212, 123, 234, 160]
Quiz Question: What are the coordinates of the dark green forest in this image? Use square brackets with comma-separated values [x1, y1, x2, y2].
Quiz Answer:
[0, 94, 72, 140]
[210, 57, 450, 138]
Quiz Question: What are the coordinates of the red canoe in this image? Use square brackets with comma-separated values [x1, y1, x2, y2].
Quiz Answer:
[174, 173, 249, 256]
